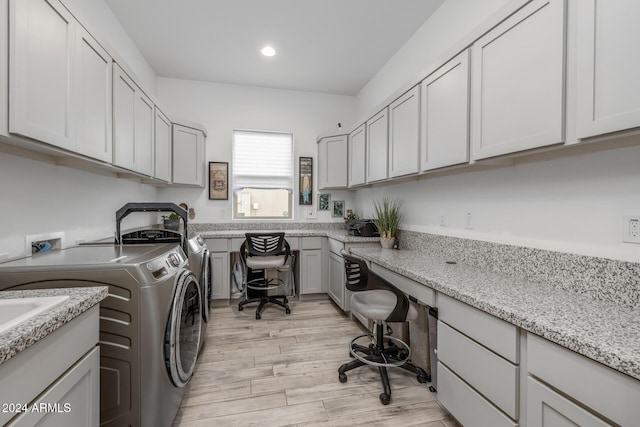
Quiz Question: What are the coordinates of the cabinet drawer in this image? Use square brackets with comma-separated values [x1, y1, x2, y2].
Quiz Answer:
[206, 238, 228, 252]
[328, 238, 344, 255]
[286, 237, 299, 251]
[302, 236, 322, 250]
[528, 333, 640, 426]
[439, 293, 518, 363]
[371, 263, 435, 306]
[439, 321, 519, 419]
[438, 362, 518, 427]
[527, 377, 611, 427]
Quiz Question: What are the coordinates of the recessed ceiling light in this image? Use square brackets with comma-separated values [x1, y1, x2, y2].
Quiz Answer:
[261, 46, 276, 57]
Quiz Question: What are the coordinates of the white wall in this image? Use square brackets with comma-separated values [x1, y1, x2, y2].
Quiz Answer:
[157, 78, 357, 223]
[352, 0, 640, 262]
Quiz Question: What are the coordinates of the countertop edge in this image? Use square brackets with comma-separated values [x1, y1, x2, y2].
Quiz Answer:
[0, 287, 109, 366]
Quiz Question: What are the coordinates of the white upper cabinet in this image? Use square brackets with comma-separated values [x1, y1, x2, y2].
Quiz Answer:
[172, 123, 205, 187]
[75, 26, 113, 163]
[318, 134, 347, 189]
[348, 123, 366, 187]
[471, 0, 565, 160]
[421, 49, 470, 171]
[576, 0, 640, 139]
[388, 85, 420, 178]
[366, 108, 389, 183]
[10, 0, 76, 150]
[112, 63, 154, 176]
[154, 107, 172, 183]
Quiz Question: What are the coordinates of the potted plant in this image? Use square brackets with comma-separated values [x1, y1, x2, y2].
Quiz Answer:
[162, 213, 181, 231]
[373, 197, 403, 249]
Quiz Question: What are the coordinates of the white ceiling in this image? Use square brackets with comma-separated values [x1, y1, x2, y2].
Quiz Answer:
[104, 0, 444, 95]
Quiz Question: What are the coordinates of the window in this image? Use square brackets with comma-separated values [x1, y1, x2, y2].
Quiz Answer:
[232, 130, 293, 219]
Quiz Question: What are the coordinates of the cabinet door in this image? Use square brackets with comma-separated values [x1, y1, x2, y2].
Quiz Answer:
[173, 124, 205, 186]
[134, 90, 154, 176]
[576, 0, 640, 138]
[366, 108, 389, 182]
[421, 49, 470, 171]
[300, 249, 323, 294]
[76, 26, 112, 162]
[210, 251, 229, 300]
[348, 124, 366, 186]
[10, 0, 76, 149]
[471, 0, 565, 160]
[527, 377, 611, 427]
[9, 347, 100, 427]
[154, 107, 172, 182]
[389, 85, 420, 178]
[318, 135, 347, 189]
[327, 251, 345, 309]
[112, 64, 136, 171]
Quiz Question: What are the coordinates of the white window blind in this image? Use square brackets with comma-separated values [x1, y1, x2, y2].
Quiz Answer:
[232, 130, 293, 192]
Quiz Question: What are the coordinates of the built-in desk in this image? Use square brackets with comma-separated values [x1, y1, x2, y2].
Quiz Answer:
[349, 247, 640, 427]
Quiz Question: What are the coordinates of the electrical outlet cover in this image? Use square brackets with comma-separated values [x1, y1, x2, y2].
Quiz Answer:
[622, 216, 640, 244]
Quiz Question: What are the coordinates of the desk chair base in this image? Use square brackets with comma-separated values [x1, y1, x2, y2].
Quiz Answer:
[238, 295, 291, 320]
[338, 321, 429, 405]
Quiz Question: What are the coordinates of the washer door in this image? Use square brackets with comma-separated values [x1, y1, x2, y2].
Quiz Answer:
[165, 269, 202, 387]
[201, 249, 211, 323]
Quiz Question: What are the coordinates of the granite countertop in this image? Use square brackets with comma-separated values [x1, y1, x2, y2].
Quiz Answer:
[349, 247, 640, 381]
[198, 228, 380, 244]
[0, 287, 108, 366]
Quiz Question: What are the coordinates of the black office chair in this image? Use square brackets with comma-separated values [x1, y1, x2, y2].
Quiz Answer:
[338, 252, 429, 405]
[237, 233, 292, 320]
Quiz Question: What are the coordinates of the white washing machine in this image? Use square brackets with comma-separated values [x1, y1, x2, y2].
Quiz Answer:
[0, 244, 202, 427]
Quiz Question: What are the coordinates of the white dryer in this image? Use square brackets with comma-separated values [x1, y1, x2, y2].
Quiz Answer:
[0, 244, 202, 427]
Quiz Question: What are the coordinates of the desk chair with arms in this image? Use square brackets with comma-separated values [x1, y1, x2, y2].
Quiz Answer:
[237, 232, 292, 320]
[338, 252, 429, 405]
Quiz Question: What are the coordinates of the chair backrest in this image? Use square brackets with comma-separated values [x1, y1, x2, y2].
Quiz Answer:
[342, 251, 410, 322]
[243, 233, 289, 259]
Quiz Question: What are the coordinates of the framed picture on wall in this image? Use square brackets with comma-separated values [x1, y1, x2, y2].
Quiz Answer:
[332, 200, 345, 218]
[299, 157, 313, 205]
[208, 162, 228, 200]
[318, 194, 330, 211]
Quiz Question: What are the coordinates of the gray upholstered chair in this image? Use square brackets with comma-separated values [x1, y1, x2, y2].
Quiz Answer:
[237, 233, 292, 319]
[338, 252, 429, 404]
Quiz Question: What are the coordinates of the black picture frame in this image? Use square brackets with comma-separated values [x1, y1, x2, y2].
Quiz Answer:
[208, 162, 229, 200]
[299, 157, 313, 205]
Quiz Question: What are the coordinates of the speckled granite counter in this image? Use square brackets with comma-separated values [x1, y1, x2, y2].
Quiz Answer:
[0, 287, 108, 366]
[349, 247, 640, 381]
[198, 228, 380, 244]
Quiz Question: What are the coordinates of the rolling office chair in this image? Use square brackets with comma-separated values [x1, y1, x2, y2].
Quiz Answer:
[338, 252, 429, 405]
[237, 232, 292, 320]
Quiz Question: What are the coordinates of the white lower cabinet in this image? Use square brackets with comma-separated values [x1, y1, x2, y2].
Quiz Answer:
[0, 306, 100, 427]
[299, 237, 323, 295]
[527, 333, 640, 427]
[328, 250, 346, 309]
[437, 294, 520, 425]
[527, 377, 611, 427]
[207, 239, 230, 300]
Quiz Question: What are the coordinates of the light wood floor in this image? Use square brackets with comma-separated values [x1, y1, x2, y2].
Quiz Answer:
[173, 298, 457, 426]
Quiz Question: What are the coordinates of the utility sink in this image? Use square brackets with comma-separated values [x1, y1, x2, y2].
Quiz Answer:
[0, 295, 69, 334]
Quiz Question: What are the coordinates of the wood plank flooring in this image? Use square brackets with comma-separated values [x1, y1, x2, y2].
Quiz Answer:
[173, 299, 457, 426]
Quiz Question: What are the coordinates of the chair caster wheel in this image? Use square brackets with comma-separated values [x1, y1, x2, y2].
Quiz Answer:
[255, 313, 261, 320]
[238, 306, 244, 312]
[339, 373, 347, 383]
[417, 375, 428, 384]
[285, 308, 291, 314]
[379, 393, 390, 405]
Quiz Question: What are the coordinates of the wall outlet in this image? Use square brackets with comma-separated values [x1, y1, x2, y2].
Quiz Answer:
[439, 214, 446, 227]
[623, 216, 640, 243]
[465, 212, 473, 230]
[305, 208, 317, 219]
